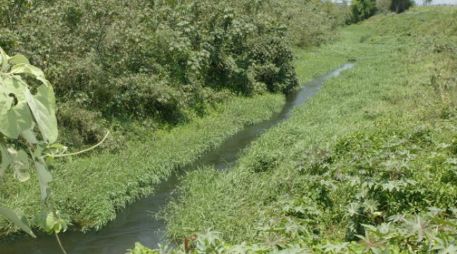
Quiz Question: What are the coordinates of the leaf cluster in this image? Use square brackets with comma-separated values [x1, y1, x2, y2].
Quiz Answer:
[0, 48, 67, 236]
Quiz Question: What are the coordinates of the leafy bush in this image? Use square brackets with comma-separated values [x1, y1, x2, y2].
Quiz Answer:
[0, 0, 337, 147]
[267, 0, 350, 47]
[391, 0, 414, 13]
[0, 48, 67, 237]
[351, 0, 377, 23]
[0, 0, 349, 147]
[376, 0, 392, 13]
[57, 103, 108, 148]
[130, 210, 457, 253]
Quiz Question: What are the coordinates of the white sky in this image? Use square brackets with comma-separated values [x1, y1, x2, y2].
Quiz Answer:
[330, 0, 457, 5]
[415, 0, 457, 4]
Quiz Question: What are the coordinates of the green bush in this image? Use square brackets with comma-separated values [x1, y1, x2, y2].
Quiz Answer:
[351, 0, 377, 23]
[0, 1, 290, 142]
[391, 0, 414, 13]
[57, 103, 108, 148]
[376, 0, 392, 13]
[267, 0, 350, 47]
[0, 0, 348, 147]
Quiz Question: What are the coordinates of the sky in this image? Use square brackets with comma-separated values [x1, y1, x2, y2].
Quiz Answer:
[330, 0, 457, 5]
[415, 0, 457, 5]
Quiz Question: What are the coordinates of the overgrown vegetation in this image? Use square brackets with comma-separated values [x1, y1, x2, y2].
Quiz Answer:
[0, 0, 347, 149]
[158, 7, 457, 253]
[0, 48, 73, 253]
[0, 0, 350, 239]
[352, 0, 415, 23]
[351, 0, 377, 23]
[0, 48, 57, 237]
[0, 93, 284, 236]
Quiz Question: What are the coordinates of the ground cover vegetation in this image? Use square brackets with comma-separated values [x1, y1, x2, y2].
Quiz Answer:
[154, 7, 457, 253]
[0, 93, 284, 236]
[0, 0, 350, 238]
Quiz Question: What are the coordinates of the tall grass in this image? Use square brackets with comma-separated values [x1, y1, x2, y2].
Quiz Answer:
[0, 93, 284, 236]
[164, 7, 457, 250]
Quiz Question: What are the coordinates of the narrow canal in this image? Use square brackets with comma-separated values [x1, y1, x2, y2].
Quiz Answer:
[0, 63, 354, 254]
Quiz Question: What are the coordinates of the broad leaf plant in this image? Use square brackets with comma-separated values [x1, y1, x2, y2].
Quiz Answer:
[0, 47, 64, 237]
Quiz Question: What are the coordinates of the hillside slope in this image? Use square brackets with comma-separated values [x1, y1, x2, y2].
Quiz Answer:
[161, 7, 457, 253]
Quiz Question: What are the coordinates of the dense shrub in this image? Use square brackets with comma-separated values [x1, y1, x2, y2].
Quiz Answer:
[351, 0, 377, 23]
[268, 0, 350, 47]
[0, 0, 348, 147]
[57, 103, 108, 148]
[376, 0, 392, 13]
[391, 0, 414, 13]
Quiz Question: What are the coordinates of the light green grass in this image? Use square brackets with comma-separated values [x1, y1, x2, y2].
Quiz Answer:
[164, 6, 457, 247]
[0, 93, 285, 236]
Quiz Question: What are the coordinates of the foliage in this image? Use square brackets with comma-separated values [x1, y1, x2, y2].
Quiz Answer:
[267, 0, 350, 47]
[163, 7, 457, 252]
[375, 0, 414, 14]
[130, 211, 457, 253]
[0, 0, 320, 148]
[376, 0, 392, 13]
[351, 0, 377, 23]
[0, 0, 350, 149]
[390, 0, 414, 13]
[0, 48, 70, 238]
[0, 0, 348, 237]
[0, 93, 284, 235]
[131, 210, 457, 253]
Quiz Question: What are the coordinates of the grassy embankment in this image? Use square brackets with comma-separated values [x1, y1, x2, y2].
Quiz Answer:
[164, 7, 457, 251]
[0, 93, 284, 237]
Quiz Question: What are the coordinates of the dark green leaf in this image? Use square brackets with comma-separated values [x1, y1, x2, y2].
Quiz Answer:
[0, 204, 35, 238]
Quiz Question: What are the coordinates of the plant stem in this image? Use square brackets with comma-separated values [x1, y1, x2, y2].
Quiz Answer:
[51, 131, 110, 158]
[55, 233, 68, 254]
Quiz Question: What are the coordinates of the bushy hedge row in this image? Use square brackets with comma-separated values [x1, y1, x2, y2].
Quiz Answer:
[0, 0, 347, 147]
[351, 0, 415, 23]
[0, 0, 350, 146]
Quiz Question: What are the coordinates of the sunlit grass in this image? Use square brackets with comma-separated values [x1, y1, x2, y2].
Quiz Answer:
[0, 93, 284, 235]
[165, 6, 457, 245]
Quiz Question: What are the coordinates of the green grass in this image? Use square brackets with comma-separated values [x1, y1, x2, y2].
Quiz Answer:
[164, 6, 457, 250]
[0, 93, 285, 236]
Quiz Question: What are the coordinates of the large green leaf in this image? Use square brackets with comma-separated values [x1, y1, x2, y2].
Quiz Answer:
[11, 149, 31, 182]
[20, 127, 38, 145]
[0, 204, 35, 237]
[45, 211, 67, 234]
[0, 102, 34, 139]
[0, 145, 11, 177]
[0, 76, 34, 138]
[0, 88, 13, 115]
[35, 160, 53, 201]
[0, 48, 9, 72]
[9, 54, 30, 65]
[25, 85, 58, 143]
[9, 63, 51, 86]
[1, 75, 28, 104]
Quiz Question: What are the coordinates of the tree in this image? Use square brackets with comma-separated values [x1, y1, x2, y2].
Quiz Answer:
[351, 0, 377, 23]
[390, 0, 414, 13]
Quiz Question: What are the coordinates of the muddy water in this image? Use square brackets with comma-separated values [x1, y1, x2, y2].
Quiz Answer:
[0, 63, 354, 254]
